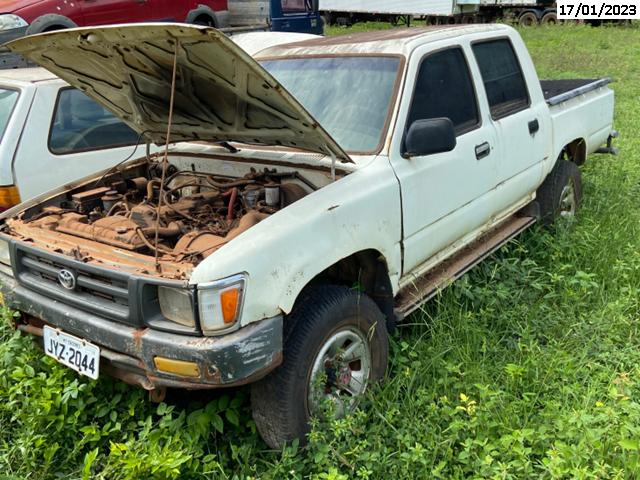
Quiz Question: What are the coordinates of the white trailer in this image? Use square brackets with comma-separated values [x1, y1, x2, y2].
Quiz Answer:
[319, 0, 456, 17]
[319, 0, 558, 26]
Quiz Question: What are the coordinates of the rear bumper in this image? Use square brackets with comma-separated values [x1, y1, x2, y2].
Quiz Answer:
[0, 269, 283, 390]
[595, 130, 619, 156]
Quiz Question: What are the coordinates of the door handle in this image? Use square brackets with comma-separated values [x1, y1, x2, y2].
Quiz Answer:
[528, 119, 539, 135]
[475, 141, 490, 160]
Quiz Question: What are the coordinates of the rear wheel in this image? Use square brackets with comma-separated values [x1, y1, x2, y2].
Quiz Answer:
[540, 11, 558, 25]
[536, 159, 583, 227]
[251, 285, 389, 449]
[193, 15, 215, 27]
[518, 11, 539, 26]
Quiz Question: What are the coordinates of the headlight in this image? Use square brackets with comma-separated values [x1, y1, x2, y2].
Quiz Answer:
[0, 238, 10, 266]
[198, 274, 246, 335]
[0, 14, 28, 31]
[158, 286, 196, 328]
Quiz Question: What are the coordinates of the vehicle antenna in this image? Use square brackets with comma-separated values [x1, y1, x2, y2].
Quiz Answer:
[154, 38, 180, 272]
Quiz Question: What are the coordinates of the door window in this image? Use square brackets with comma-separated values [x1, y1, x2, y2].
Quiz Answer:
[49, 88, 139, 155]
[281, 0, 309, 13]
[472, 39, 530, 120]
[0, 88, 19, 143]
[407, 47, 480, 137]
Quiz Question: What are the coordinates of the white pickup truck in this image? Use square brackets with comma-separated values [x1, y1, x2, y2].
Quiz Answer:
[0, 24, 615, 448]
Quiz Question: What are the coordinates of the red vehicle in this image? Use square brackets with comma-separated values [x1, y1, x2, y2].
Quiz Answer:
[0, 0, 228, 62]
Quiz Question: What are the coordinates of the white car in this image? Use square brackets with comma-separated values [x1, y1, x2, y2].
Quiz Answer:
[0, 24, 615, 448]
[0, 68, 147, 211]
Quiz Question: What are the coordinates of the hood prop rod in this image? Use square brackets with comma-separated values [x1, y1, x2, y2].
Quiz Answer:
[330, 152, 336, 181]
[153, 38, 180, 272]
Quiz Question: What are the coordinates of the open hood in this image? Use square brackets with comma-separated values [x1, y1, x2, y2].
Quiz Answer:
[7, 23, 352, 163]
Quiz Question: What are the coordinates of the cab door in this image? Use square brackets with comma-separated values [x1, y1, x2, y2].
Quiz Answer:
[80, 0, 154, 25]
[271, 0, 323, 34]
[389, 43, 499, 274]
[470, 37, 548, 213]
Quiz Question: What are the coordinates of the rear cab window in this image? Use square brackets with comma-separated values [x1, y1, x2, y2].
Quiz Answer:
[0, 88, 20, 143]
[407, 47, 480, 137]
[49, 88, 139, 155]
[472, 39, 530, 120]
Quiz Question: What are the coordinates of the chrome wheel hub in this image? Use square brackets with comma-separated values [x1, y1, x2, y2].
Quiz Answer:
[559, 180, 577, 219]
[308, 327, 371, 417]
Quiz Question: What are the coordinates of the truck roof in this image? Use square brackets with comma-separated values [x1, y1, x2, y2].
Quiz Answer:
[0, 67, 62, 86]
[254, 24, 511, 58]
[231, 32, 322, 56]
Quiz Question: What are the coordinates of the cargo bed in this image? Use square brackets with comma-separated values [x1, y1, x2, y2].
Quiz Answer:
[541, 78, 612, 106]
[542, 76, 615, 161]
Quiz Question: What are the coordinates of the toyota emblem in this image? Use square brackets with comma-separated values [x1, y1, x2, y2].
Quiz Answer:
[57, 269, 76, 290]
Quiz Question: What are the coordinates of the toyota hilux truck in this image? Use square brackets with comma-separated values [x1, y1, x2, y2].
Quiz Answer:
[0, 24, 616, 448]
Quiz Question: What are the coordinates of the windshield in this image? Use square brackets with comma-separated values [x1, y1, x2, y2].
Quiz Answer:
[261, 56, 400, 153]
[0, 88, 19, 143]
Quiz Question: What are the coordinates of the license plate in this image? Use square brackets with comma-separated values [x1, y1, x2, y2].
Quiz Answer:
[43, 326, 100, 380]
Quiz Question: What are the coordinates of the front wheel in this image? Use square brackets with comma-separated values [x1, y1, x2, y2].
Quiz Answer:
[251, 285, 389, 449]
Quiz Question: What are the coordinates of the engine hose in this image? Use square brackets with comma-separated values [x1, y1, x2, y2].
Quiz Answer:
[106, 201, 128, 217]
[165, 171, 251, 188]
[141, 222, 181, 237]
[146, 179, 161, 201]
[166, 182, 207, 196]
[135, 228, 172, 254]
[206, 176, 256, 189]
[160, 191, 199, 222]
[227, 188, 238, 221]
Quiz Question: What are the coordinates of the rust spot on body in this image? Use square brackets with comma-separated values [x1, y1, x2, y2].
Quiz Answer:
[132, 328, 148, 352]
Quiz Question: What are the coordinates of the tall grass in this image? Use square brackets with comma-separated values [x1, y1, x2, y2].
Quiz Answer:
[1, 24, 640, 479]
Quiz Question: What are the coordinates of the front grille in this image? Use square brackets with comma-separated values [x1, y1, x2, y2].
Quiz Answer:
[15, 246, 137, 326]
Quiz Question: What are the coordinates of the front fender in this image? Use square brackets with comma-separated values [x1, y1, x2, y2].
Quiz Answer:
[189, 158, 402, 325]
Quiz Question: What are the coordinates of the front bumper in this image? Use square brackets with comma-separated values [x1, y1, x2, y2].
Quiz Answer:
[0, 269, 283, 390]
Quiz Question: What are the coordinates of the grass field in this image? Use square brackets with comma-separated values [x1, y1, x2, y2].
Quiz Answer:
[2, 23, 640, 479]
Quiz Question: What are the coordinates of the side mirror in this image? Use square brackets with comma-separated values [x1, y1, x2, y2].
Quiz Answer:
[403, 118, 456, 158]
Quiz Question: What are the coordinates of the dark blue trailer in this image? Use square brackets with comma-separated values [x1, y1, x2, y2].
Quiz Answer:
[228, 0, 323, 35]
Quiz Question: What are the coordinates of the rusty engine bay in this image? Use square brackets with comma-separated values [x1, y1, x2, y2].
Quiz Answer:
[6, 161, 312, 278]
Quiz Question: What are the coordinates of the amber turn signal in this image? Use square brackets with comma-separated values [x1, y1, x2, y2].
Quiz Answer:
[220, 287, 240, 324]
[198, 274, 246, 334]
[154, 357, 200, 378]
[0, 185, 21, 212]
